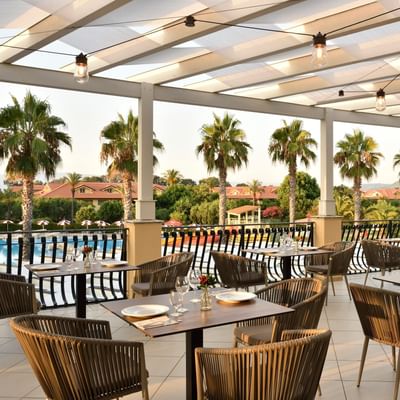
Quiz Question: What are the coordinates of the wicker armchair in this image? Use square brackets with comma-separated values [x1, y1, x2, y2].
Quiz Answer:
[350, 283, 400, 400]
[211, 251, 268, 290]
[305, 241, 355, 303]
[234, 277, 327, 346]
[0, 272, 39, 318]
[132, 252, 194, 296]
[195, 329, 331, 400]
[361, 240, 400, 286]
[10, 314, 149, 400]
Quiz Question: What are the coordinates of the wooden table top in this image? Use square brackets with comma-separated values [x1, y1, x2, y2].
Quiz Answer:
[373, 272, 400, 285]
[243, 247, 332, 258]
[25, 260, 140, 278]
[102, 290, 293, 338]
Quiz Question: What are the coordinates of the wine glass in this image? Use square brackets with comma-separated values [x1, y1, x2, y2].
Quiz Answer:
[188, 268, 201, 303]
[175, 275, 189, 312]
[169, 290, 183, 318]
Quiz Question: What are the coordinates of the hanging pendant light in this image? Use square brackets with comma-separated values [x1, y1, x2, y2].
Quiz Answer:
[375, 88, 386, 111]
[312, 32, 327, 67]
[74, 53, 89, 84]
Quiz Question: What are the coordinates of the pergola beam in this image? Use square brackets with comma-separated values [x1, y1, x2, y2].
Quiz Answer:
[0, 0, 130, 64]
[0, 63, 399, 128]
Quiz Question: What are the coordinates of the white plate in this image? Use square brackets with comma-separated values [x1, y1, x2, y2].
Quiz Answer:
[301, 246, 318, 251]
[216, 291, 257, 303]
[121, 304, 169, 318]
[100, 260, 128, 268]
[29, 263, 61, 271]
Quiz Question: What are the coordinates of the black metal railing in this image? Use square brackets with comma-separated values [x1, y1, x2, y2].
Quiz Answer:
[0, 228, 127, 310]
[5, 219, 398, 311]
[162, 222, 314, 283]
[342, 219, 400, 274]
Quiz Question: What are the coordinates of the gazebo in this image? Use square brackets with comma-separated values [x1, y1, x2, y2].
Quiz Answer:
[227, 205, 261, 225]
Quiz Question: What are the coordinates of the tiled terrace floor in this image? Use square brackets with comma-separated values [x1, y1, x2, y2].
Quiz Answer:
[0, 273, 397, 399]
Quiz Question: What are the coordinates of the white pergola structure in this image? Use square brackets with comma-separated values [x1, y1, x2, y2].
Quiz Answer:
[1, 0, 400, 262]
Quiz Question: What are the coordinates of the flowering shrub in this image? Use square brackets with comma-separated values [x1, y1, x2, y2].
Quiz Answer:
[262, 206, 283, 219]
[82, 245, 93, 255]
[198, 274, 217, 288]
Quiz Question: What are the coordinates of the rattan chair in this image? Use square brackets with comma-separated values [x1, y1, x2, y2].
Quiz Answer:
[0, 272, 39, 318]
[305, 241, 355, 303]
[195, 329, 331, 400]
[132, 252, 194, 296]
[10, 314, 149, 400]
[234, 277, 327, 346]
[211, 251, 268, 290]
[361, 240, 400, 286]
[350, 283, 400, 400]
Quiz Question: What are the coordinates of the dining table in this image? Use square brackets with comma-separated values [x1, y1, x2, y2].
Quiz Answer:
[25, 259, 140, 318]
[242, 246, 333, 279]
[102, 289, 293, 400]
[373, 272, 400, 286]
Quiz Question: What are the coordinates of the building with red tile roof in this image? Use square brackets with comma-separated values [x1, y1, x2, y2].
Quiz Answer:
[214, 185, 278, 200]
[9, 182, 166, 208]
[362, 188, 400, 200]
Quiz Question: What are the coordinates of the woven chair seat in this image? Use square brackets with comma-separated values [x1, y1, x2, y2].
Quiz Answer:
[196, 329, 331, 400]
[234, 324, 273, 345]
[306, 264, 329, 274]
[10, 315, 149, 400]
[0, 273, 39, 318]
[234, 278, 327, 346]
[132, 252, 194, 297]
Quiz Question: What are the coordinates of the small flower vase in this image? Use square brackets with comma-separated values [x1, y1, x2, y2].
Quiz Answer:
[200, 287, 212, 311]
[83, 254, 91, 268]
[295, 241, 299, 251]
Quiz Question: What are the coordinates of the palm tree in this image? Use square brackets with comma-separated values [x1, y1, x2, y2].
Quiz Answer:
[335, 194, 354, 220]
[268, 119, 317, 223]
[163, 169, 182, 186]
[394, 152, 400, 181]
[196, 112, 251, 225]
[334, 129, 382, 221]
[364, 200, 398, 220]
[247, 179, 263, 205]
[64, 172, 82, 223]
[0, 92, 71, 257]
[100, 110, 164, 220]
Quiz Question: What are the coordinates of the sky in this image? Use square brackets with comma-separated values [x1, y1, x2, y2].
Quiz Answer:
[0, 81, 399, 188]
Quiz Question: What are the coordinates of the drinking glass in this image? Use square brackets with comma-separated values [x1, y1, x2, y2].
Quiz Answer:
[188, 269, 201, 303]
[175, 275, 189, 312]
[66, 253, 77, 271]
[169, 290, 183, 317]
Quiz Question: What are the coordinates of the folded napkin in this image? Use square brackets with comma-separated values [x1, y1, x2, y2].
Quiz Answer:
[133, 315, 179, 330]
[100, 260, 128, 268]
[30, 263, 62, 271]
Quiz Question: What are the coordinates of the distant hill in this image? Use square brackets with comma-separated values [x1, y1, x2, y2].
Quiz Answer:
[362, 182, 399, 190]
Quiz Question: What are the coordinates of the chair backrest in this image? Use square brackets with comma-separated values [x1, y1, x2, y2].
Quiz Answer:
[211, 251, 267, 288]
[195, 329, 331, 400]
[329, 241, 356, 275]
[350, 283, 400, 346]
[308, 241, 353, 266]
[361, 240, 400, 270]
[0, 274, 38, 318]
[148, 252, 194, 295]
[254, 278, 327, 342]
[361, 240, 384, 269]
[10, 314, 149, 400]
[136, 252, 194, 283]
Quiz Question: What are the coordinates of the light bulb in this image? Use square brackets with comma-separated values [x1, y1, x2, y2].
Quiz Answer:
[376, 89, 386, 111]
[312, 32, 327, 67]
[74, 53, 89, 84]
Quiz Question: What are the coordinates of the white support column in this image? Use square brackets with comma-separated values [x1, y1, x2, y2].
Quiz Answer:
[136, 82, 156, 219]
[319, 108, 336, 216]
